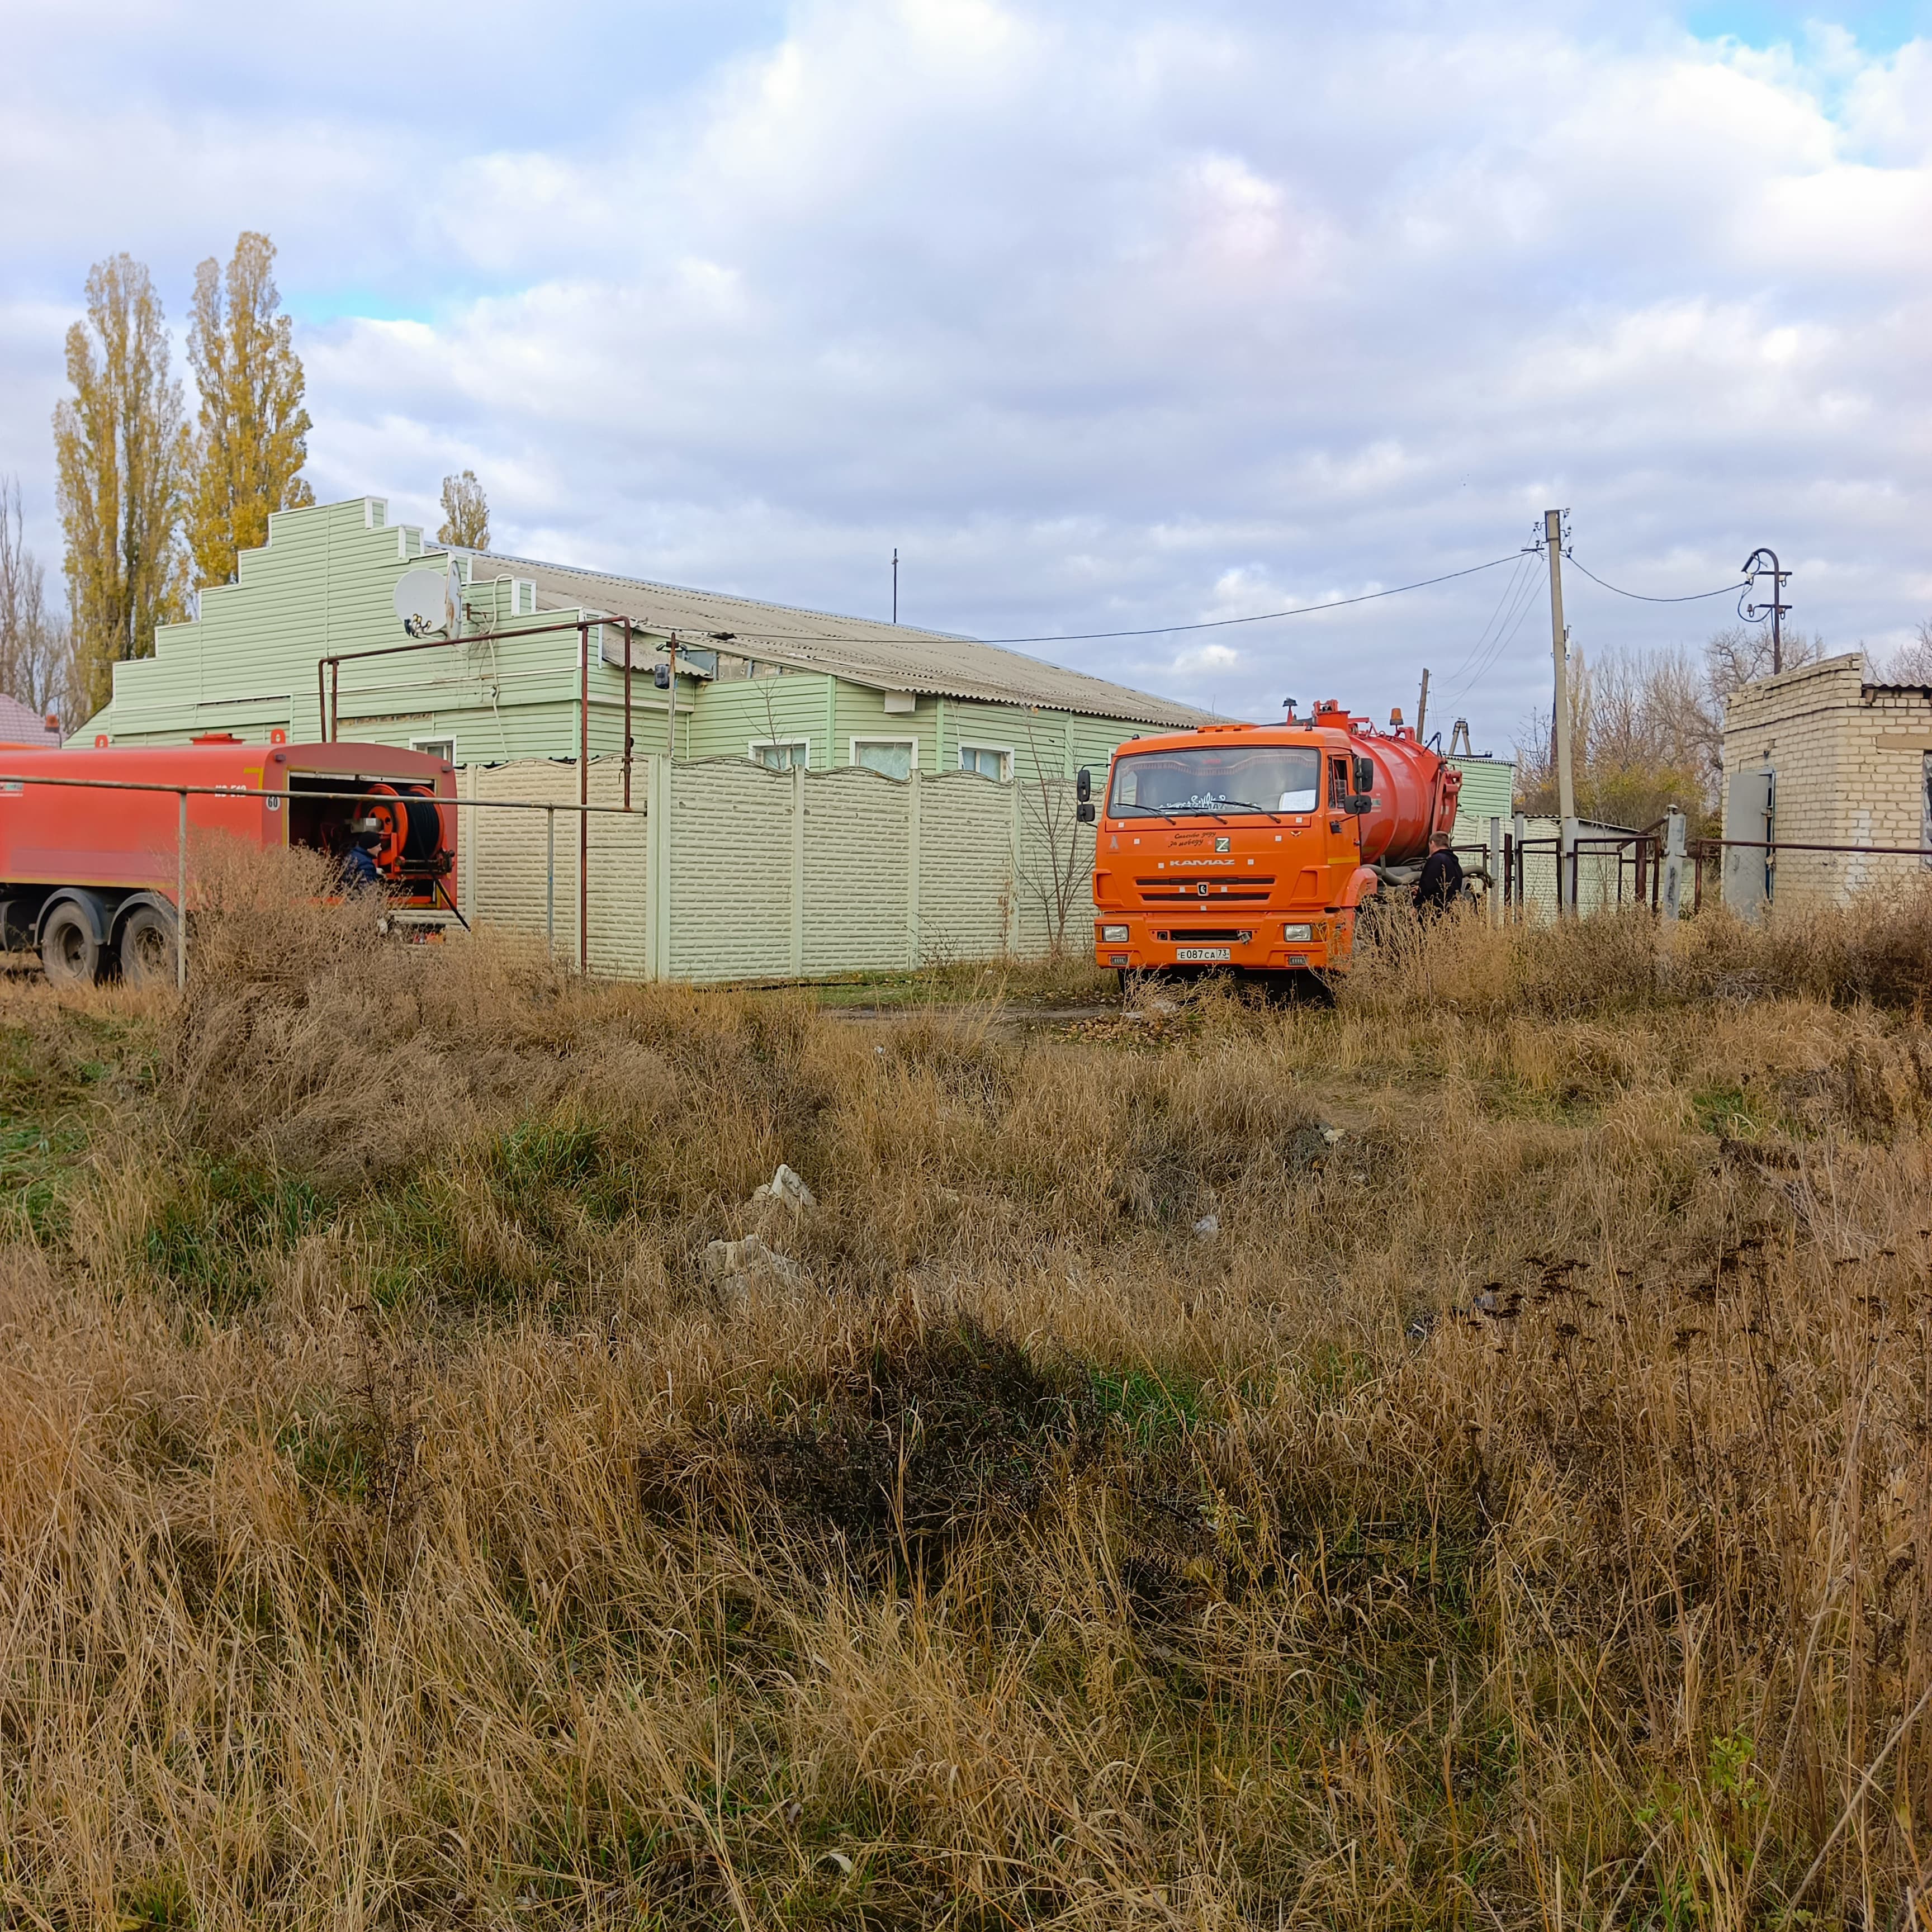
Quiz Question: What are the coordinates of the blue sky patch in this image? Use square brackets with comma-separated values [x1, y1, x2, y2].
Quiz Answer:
[1685, 0, 1931, 50]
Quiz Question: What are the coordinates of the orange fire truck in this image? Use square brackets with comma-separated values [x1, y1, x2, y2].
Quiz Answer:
[1085, 699, 1462, 981]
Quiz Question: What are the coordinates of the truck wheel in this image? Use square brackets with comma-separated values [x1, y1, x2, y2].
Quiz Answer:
[119, 903, 179, 988]
[40, 902, 103, 986]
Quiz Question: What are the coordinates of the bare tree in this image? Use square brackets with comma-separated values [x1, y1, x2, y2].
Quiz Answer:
[0, 476, 74, 724]
[1883, 621, 1932, 685]
[1514, 624, 1826, 833]
[1016, 712, 1089, 955]
[754, 671, 797, 769]
[1702, 622, 1822, 707]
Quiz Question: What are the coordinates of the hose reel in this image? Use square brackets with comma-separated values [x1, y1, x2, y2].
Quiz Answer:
[354, 783, 444, 872]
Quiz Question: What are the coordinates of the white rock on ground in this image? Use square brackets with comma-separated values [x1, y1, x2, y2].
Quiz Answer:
[752, 1163, 817, 1211]
[702, 1236, 801, 1292]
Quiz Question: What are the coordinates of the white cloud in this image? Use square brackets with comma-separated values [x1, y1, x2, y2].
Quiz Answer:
[0, 0, 1928, 749]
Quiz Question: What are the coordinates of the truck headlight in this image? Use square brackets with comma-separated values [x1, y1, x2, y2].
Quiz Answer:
[1101, 924, 1129, 943]
[1283, 923, 1313, 942]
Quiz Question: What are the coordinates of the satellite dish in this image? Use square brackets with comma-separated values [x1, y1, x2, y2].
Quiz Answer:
[394, 568, 452, 636]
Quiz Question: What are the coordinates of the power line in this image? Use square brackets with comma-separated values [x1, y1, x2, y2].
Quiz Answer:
[1441, 550, 1539, 690]
[1441, 566, 1545, 707]
[1565, 556, 1749, 604]
[1440, 554, 1547, 704]
[603, 544, 1733, 666]
[969, 553, 1523, 644]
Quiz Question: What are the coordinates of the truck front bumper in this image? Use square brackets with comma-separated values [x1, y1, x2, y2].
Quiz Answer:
[1093, 917, 1336, 973]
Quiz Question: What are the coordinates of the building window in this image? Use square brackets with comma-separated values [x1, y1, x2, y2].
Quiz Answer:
[411, 736, 455, 765]
[751, 738, 809, 770]
[851, 738, 917, 780]
[958, 744, 1010, 782]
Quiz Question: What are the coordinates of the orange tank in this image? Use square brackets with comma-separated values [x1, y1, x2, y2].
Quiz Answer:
[1311, 700, 1464, 865]
[0, 737, 457, 984]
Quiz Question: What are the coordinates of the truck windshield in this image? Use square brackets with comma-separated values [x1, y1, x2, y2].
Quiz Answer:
[1109, 746, 1322, 817]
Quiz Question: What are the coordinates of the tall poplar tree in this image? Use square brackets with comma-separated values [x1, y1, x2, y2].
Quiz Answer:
[437, 470, 489, 550]
[186, 231, 315, 588]
[53, 254, 191, 716]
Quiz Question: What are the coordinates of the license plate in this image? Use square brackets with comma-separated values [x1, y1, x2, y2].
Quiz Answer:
[1175, 946, 1231, 962]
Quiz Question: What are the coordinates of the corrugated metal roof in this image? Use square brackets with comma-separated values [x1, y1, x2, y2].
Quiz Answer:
[467, 550, 1219, 731]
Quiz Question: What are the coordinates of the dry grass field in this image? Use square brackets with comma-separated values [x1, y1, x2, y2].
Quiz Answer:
[4, 847, 1932, 1929]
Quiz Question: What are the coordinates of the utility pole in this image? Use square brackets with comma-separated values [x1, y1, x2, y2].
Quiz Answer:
[892, 548, 898, 625]
[1415, 667, 1430, 742]
[1741, 547, 1790, 674]
[665, 632, 679, 761]
[1544, 509, 1577, 911]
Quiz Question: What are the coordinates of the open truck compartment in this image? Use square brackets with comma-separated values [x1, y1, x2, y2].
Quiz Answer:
[285, 767, 454, 901]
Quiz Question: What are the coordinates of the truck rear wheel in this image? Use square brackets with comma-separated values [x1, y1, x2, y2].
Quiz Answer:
[40, 902, 103, 986]
[119, 902, 179, 988]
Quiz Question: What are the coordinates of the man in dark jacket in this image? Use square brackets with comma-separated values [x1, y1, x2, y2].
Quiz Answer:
[1416, 831, 1463, 915]
[342, 827, 383, 892]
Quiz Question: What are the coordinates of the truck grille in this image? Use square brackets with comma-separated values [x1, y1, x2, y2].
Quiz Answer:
[1136, 876, 1276, 905]
[1154, 929, 1252, 944]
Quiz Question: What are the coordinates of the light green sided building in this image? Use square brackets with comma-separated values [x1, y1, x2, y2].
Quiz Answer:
[1448, 754, 1517, 841]
[87, 496, 1214, 780]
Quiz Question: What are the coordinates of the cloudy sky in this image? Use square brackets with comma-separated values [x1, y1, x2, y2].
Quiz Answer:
[2, 0, 1929, 745]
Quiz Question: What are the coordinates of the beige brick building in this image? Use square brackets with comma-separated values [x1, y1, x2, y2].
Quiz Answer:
[1720, 653, 1932, 912]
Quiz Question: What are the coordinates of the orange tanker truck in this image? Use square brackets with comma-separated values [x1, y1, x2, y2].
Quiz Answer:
[0, 735, 458, 986]
[1083, 698, 1462, 983]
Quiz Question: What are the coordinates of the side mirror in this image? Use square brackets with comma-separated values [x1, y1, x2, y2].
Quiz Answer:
[1076, 800, 1096, 824]
[1076, 766, 1092, 803]
[652, 664, 672, 690]
[1344, 793, 1374, 816]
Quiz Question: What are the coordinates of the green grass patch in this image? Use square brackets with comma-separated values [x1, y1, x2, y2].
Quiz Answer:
[1086, 1365, 1202, 1447]
[0, 1114, 87, 1241]
[488, 1111, 642, 1228]
[117, 1867, 194, 1930]
[275, 1410, 373, 1503]
[1693, 1083, 1769, 1140]
[146, 1158, 330, 1318]
[0, 1012, 160, 1242]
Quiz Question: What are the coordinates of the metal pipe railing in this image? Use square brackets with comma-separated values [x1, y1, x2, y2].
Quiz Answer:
[316, 615, 680, 971]
[0, 771, 648, 984]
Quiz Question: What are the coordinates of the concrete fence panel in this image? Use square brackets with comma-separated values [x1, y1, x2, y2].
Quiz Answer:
[667, 759, 797, 982]
[916, 772, 1020, 964]
[802, 768, 913, 976]
[460, 757, 649, 974]
[453, 755, 1100, 982]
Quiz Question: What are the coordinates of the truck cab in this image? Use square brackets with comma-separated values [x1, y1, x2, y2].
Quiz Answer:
[1089, 701, 1460, 979]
